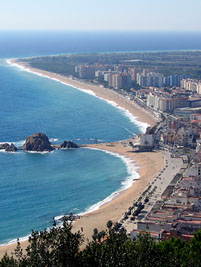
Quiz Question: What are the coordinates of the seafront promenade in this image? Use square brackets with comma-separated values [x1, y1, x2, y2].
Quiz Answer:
[122, 151, 184, 234]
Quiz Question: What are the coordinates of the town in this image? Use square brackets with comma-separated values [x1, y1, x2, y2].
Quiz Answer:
[75, 60, 201, 242]
[19, 51, 201, 242]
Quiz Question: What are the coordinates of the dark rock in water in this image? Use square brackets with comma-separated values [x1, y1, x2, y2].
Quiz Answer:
[0, 143, 9, 150]
[5, 143, 18, 152]
[0, 143, 17, 152]
[23, 133, 54, 152]
[60, 141, 79, 149]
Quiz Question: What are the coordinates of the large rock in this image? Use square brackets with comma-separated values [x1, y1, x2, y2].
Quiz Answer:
[23, 133, 54, 152]
[59, 141, 79, 149]
[0, 143, 17, 152]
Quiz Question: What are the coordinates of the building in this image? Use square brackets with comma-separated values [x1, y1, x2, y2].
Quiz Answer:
[109, 73, 122, 89]
[109, 73, 131, 89]
[128, 68, 139, 81]
[147, 93, 189, 112]
[189, 97, 201, 108]
[180, 79, 201, 94]
[131, 134, 154, 151]
[137, 72, 164, 87]
[75, 65, 96, 79]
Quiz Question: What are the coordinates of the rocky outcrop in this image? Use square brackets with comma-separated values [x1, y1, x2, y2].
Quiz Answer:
[0, 143, 17, 152]
[1, 134, 79, 153]
[59, 141, 79, 149]
[22, 133, 54, 152]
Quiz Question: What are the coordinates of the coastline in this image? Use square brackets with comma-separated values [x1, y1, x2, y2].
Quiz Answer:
[7, 59, 157, 129]
[73, 143, 164, 245]
[0, 59, 160, 257]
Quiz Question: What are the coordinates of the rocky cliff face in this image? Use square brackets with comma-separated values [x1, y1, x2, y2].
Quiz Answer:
[22, 133, 54, 152]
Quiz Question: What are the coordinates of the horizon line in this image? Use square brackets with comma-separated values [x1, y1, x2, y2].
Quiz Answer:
[0, 29, 201, 33]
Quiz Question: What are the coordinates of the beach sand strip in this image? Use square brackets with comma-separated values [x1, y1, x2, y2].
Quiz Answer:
[0, 61, 162, 257]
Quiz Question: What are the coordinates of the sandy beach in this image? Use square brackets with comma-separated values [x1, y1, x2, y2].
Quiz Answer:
[0, 60, 161, 258]
[7, 60, 157, 128]
[73, 143, 164, 245]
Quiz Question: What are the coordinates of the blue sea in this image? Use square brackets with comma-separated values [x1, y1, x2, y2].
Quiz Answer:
[0, 31, 201, 245]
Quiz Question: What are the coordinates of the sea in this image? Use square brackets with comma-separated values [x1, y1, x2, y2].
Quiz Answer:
[0, 31, 201, 245]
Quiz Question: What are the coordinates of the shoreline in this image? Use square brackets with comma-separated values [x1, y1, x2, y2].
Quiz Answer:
[73, 143, 164, 245]
[0, 59, 160, 257]
[78, 146, 141, 215]
[7, 59, 157, 129]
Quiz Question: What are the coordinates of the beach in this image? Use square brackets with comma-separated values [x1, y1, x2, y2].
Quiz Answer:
[0, 60, 161, 257]
[73, 143, 164, 245]
[7, 60, 157, 129]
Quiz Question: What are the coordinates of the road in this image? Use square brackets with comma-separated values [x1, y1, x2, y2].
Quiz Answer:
[122, 151, 184, 233]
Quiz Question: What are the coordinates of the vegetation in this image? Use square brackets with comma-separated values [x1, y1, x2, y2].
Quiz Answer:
[20, 51, 201, 79]
[1, 219, 201, 267]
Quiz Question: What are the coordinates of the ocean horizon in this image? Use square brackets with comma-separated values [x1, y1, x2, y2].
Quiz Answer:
[1, 30, 201, 58]
[1, 31, 201, 245]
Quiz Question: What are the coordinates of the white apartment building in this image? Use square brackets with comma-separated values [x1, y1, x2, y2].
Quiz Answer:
[147, 93, 189, 112]
[181, 79, 201, 94]
[137, 72, 164, 87]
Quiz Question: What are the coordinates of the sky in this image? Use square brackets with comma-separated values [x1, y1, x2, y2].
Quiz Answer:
[0, 0, 201, 31]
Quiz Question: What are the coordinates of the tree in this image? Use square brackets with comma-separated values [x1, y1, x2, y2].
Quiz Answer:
[1, 218, 84, 267]
[156, 237, 189, 267]
[0, 253, 18, 267]
[1, 220, 201, 267]
[133, 232, 160, 267]
[106, 220, 113, 230]
[80, 221, 135, 267]
[188, 229, 201, 266]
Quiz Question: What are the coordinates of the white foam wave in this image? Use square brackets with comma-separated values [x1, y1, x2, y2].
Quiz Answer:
[54, 215, 65, 221]
[49, 138, 58, 142]
[0, 140, 23, 155]
[78, 147, 140, 215]
[0, 147, 139, 246]
[71, 85, 96, 96]
[7, 59, 148, 133]
[80, 190, 120, 215]
[99, 98, 149, 133]
[0, 149, 8, 153]
[7, 59, 96, 97]
[0, 234, 30, 247]
[13, 140, 25, 147]
[0, 140, 25, 147]
[26, 151, 52, 154]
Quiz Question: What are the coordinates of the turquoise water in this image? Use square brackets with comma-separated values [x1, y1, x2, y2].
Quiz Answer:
[0, 148, 137, 244]
[0, 59, 141, 244]
[1, 30, 201, 245]
[0, 60, 142, 144]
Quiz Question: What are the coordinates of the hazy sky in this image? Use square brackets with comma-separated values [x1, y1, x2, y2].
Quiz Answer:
[0, 0, 201, 31]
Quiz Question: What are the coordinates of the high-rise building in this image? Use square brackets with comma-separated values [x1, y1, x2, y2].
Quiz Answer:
[128, 68, 139, 81]
[109, 73, 122, 89]
[137, 72, 164, 87]
[167, 74, 190, 87]
[108, 73, 131, 89]
[180, 78, 201, 93]
[147, 93, 189, 112]
[75, 65, 95, 79]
